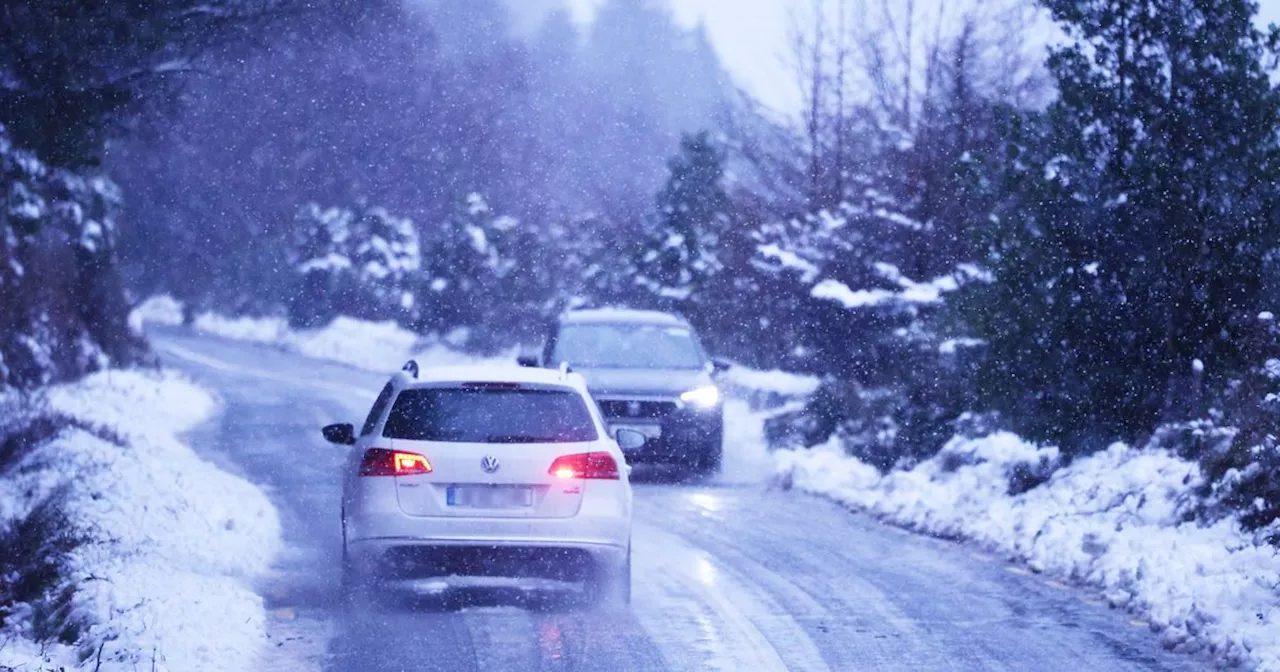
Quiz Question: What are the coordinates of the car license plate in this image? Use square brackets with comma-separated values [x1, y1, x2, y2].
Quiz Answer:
[446, 485, 533, 509]
[612, 423, 660, 449]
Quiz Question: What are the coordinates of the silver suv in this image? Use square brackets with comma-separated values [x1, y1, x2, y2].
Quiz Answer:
[522, 309, 729, 473]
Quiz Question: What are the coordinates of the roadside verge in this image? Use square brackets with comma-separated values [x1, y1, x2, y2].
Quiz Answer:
[0, 370, 281, 671]
[775, 434, 1280, 670]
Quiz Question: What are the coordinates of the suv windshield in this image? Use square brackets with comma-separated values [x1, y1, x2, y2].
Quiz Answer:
[553, 322, 704, 369]
[383, 387, 598, 443]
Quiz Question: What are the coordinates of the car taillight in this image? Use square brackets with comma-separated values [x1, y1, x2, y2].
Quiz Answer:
[548, 452, 619, 480]
[359, 448, 433, 476]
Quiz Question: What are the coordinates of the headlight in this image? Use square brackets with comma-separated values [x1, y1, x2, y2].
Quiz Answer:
[680, 385, 721, 408]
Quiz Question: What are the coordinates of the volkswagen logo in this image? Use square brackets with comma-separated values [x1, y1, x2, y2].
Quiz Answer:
[627, 401, 643, 417]
[480, 455, 500, 473]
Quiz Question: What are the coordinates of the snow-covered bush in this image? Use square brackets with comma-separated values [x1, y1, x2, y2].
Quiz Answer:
[765, 373, 1014, 476]
[1205, 436, 1280, 540]
[775, 434, 1280, 669]
[752, 257, 987, 468]
[1189, 358, 1280, 538]
[0, 371, 281, 671]
[1131, 315, 1280, 539]
[0, 397, 109, 644]
[288, 202, 420, 328]
[728, 176, 994, 467]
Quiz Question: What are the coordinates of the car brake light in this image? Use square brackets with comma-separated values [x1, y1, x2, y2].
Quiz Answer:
[359, 448, 433, 476]
[548, 452, 619, 480]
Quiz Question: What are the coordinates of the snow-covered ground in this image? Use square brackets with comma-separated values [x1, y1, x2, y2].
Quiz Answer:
[776, 434, 1280, 670]
[0, 370, 281, 671]
[132, 295, 501, 374]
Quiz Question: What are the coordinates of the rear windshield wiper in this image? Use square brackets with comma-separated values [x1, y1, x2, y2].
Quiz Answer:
[485, 434, 561, 443]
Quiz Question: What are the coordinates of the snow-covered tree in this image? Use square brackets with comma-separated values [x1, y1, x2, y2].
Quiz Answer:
[415, 194, 540, 344]
[288, 202, 419, 328]
[0, 125, 144, 389]
[959, 0, 1280, 451]
[1, 0, 306, 389]
[635, 132, 731, 306]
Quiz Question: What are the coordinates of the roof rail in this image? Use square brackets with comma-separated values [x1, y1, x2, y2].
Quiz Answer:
[401, 360, 419, 379]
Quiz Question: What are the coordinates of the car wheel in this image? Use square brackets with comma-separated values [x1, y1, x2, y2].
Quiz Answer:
[340, 518, 371, 611]
[687, 435, 721, 475]
[587, 548, 631, 608]
[619, 547, 632, 605]
[698, 446, 722, 475]
[340, 520, 353, 596]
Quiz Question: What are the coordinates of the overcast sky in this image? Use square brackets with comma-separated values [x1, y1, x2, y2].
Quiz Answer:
[567, 0, 1280, 118]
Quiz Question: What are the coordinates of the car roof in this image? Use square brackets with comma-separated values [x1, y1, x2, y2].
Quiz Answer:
[400, 364, 589, 391]
[560, 307, 688, 327]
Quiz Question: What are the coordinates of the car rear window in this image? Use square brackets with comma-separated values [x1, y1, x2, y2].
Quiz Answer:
[382, 386, 599, 443]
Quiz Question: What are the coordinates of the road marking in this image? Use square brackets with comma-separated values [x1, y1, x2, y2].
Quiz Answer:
[1128, 619, 1149, 628]
[1004, 566, 1033, 576]
[1043, 580, 1067, 590]
[155, 339, 263, 376]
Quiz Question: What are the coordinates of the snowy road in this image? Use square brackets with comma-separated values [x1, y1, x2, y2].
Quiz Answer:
[151, 327, 1207, 672]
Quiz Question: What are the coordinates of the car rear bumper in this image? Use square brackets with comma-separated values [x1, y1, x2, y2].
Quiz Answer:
[346, 507, 630, 580]
[348, 536, 627, 581]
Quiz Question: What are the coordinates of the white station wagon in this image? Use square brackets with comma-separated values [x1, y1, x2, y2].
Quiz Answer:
[323, 361, 639, 605]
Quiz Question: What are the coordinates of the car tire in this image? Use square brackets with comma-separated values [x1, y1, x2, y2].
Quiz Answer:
[587, 547, 631, 608]
[697, 445, 722, 475]
[693, 426, 723, 475]
[620, 547, 632, 605]
[340, 520, 372, 612]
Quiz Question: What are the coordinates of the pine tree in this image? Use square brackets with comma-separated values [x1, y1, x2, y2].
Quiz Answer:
[416, 194, 528, 339]
[960, 0, 1280, 450]
[288, 202, 419, 328]
[636, 132, 731, 308]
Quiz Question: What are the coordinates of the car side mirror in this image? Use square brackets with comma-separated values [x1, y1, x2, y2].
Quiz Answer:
[322, 422, 356, 445]
[711, 358, 732, 374]
[517, 354, 539, 368]
[615, 428, 646, 451]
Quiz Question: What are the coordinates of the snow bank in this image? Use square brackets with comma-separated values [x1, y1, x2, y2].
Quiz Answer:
[278, 316, 419, 371]
[188, 311, 507, 373]
[719, 364, 820, 413]
[719, 399, 787, 484]
[0, 370, 282, 671]
[127, 294, 185, 333]
[722, 365, 820, 399]
[776, 434, 1280, 669]
[192, 312, 292, 344]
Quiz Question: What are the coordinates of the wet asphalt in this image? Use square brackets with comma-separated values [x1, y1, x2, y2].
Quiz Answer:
[152, 326, 1209, 672]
